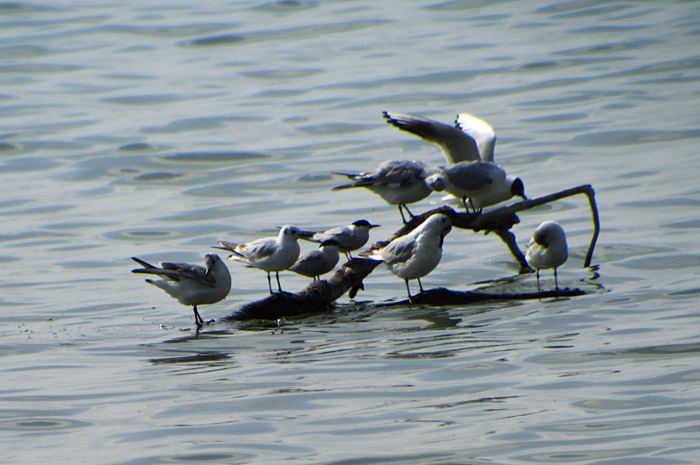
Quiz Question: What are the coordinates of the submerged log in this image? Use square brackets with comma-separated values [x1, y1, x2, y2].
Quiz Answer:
[225, 258, 381, 321]
[225, 185, 599, 321]
[377, 287, 587, 307]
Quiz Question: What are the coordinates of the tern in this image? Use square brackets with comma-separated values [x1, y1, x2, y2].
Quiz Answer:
[302, 219, 380, 259]
[216, 225, 301, 294]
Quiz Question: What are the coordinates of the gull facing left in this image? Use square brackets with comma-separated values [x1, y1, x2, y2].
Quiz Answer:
[131, 254, 231, 327]
[366, 213, 452, 302]
[216, 225, 301, 294]
[525, 221, 568, 291]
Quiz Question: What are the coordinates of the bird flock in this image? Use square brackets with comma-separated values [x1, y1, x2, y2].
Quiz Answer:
[131, 111, 570, 326]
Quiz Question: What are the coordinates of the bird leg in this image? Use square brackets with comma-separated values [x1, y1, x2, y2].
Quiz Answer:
[417, 277, 424, 293]
[461, 196, 470, 213]
[536, 270, 541, 292]
[553, 268, 559, 291]
[398, 205, 408, 224]
[404, 279, 413, 303]
[468, 198, 480, 214]
[275, 272, 283, 292]
[193, 305, 204, 327]
[266, 272, 274, 294]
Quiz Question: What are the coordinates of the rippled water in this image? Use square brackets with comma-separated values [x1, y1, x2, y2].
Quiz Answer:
[2, 1, 700, 464]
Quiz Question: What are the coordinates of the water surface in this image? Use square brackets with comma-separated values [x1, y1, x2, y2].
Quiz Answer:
[2, 1, 700, 464]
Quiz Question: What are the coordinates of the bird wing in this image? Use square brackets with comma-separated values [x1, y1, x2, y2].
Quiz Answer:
[214, 240, 238, 252]
[377, 236, 417, 266]
[383, 111, 481, 164]
[131, 257, 215, 286]
[446, 162, 495, 190]
[160, 262, 217, 286]
[290, 250, 323, 271]
[314, 225, 350, 242]
[455, 113, 496, 163]
[332, 160, 426, 190]
[238, 239, 278, 262]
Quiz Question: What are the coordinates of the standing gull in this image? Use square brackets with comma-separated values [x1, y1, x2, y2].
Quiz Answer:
[302, 219, 380, 259]
[131, 254, 231, 327]
[384, 111, 525, 210]
[216, 225, 301, 294]
[290, 239, 341, 280]
[426, 161, 525, 213]
[525, 221, 568, 291]
[332, 159, 443, 224]
[366, 213, 452, 302]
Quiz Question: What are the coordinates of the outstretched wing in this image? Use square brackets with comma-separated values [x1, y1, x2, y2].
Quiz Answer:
[383, 111, 481, 164]
[455, 113, 496, 163]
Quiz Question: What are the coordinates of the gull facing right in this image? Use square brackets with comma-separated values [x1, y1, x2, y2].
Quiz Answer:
[131, 254, 231, 327]
[289, 239, 341, 280]
[426, 161, 526, 213]
[216, 225, 301, 294]
[303, 219, 380, 259]
[331, 159, 444, 224]
[384, 111, 526, 211]
[525, 221, 568, 291]
[366, 213, 452, 302]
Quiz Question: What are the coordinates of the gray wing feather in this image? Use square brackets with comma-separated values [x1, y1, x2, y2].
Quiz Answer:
[132, 259, 215, 286]
[383, 112, 481, 164]
[290, 250, 324, 272]
[161, 262, 216, 286]
[447, 163, 494, 190]
[242, 240, 278, 260]
[380, 238, 416, 265]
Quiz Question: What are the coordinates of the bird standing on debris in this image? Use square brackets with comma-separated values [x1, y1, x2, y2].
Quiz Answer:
[216, 225, 301, 294]
[131, 254, 231, 327]
[303, 219, 380, 260]
[332, 159, 444, 224]
[526, 221, 568, 291]
[366, 213, 452, 302]
[384, 111, 526, 211]
[290, 239, 341, 280]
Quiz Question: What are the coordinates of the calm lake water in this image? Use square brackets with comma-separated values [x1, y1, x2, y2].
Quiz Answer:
[2, 1, 700, 464]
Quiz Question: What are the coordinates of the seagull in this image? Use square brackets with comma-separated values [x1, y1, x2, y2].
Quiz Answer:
[216, 225, 301, 294]
[384, 111, 526, 210]
[383, 110, 496, 164]
[525, 221, 568, 291]
[365, 213, 452, 302]
[289, 239, 341, 280]
[426, 161, 525, 213]
[131, 254, 231, 327]
[302, 219, 380, 259]
[332, 159, 443, 224]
